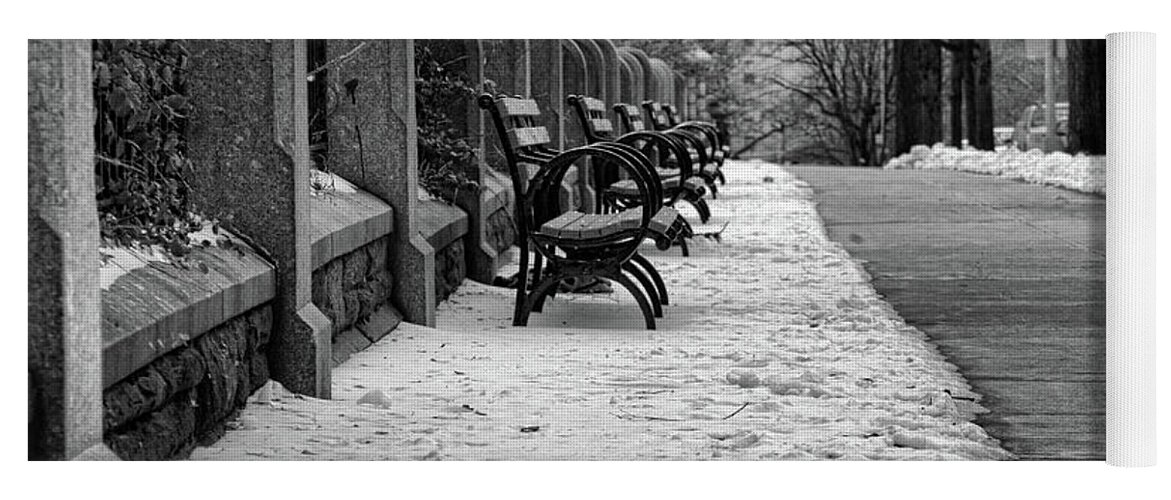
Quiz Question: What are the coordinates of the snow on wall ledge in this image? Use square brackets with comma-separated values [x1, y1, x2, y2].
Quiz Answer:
[885, 144, 1106, 196]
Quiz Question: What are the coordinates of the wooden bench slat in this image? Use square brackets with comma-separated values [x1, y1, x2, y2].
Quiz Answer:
[615, 104, 641, 116]
[559, 211, 601, 238]
[496, 98, 542, 117]
[508, 126, 551, 148]
[655, 168, 681, 179]
[541, 212, 641, 239]
[608, 176, 679, 196]
[590, 118, 614, 133]
[582, 97, 607, 112]
[576, 213, 623, 239]
[539, 211, 587, 237]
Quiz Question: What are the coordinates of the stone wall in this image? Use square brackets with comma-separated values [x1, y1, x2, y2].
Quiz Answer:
[435, 238, 466, 304]
[103, 305, 272, 460]
[483, 205, 517, 259]
[29, 38, 693, 459]
[311, 236, 395, 338]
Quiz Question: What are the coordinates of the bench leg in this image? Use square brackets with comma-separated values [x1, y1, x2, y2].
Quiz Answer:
[532, 275, 558, 313]
[512, 248, 532, 326]
[622, 262, 662, 318]
[629, 253, 669, 306]
[677, 234, 690, 257]
[614, 273, 656, 330]
[516, 274, 560, 327]
[531, 252, 545, 292]
[689, 198, 711, 224]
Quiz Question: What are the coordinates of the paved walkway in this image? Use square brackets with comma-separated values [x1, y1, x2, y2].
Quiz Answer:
[787, 166, 1105, 460]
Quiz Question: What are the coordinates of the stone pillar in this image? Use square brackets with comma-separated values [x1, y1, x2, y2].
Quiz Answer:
[415, 40, 503, 286]
[561, 40, 594, 213]
[186, 40, 332, 397]
[643, 57, 663, 103]
[529, 39, 577, 212]
[574, 39, 603, 101]
[322, 40, 436, 327]
[674, 71, 687, 120]
[28, 39, 110, 460]
[594, 40, 622, 109]
[530, 40, 564, 150]
[617, 49, 645, 105]
[562, 40, 589, 146]
[625, 47, 656, 103]
[686, 76, 699, 120]
[618, 58, 636, 107]
[482, 40, 530, 172]
[650, 58, 674, 105]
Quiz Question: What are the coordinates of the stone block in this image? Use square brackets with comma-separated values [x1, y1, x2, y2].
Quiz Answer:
[356, 304, 403, 343]
[295, 303, 333, 399]
[435, 238, 467, 304]
[105, 394, 198, 461]
[331, 328, 372, 367]
[102, 304, 275, 460]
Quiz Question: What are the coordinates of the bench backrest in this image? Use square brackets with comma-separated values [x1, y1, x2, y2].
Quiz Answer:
[566, 95, 618, 143]
[490, 97, 553, 150]
[641, 101, 673, 131]
[613, 103, 648, 134]
[478, 94, 557, 239]
[661, 103, 681, 127]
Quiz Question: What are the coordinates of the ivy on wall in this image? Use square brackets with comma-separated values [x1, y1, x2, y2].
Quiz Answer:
[414, 44, 479, 203]
[93, 39, 201, 254]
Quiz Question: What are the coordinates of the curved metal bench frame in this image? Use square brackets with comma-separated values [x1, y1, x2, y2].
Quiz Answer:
[568, 95, 711, 257]
[642, 101, 729, 188]
[478, 93, 678, 329]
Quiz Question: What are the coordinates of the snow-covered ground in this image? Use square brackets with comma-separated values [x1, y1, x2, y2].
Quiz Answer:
[190, 160, 1012, 461]
[885, 143, 1105, 195]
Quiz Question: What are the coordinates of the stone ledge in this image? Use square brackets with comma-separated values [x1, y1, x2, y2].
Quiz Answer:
[102, 238, 275, 389]
[416, 198, 469, 250]
[481, 169, 512, 217]
[310, 184, 395, 270]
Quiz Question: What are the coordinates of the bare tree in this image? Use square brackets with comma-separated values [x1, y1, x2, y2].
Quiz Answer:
[765, 40, 894, 166]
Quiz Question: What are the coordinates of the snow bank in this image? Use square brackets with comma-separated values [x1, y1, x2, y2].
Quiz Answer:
[885, 143, 1105, 195]
[191, 160, 1012, 461]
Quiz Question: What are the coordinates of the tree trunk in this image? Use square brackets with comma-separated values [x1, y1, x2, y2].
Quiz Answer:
[949, 41, 967, 147]
[1066, 39, 1107, 155]
[969, 40, 995, 150]
[893, 40, 942, 155]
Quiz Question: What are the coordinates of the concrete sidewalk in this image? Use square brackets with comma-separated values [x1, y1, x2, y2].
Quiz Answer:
[788, 166, 1105, 460]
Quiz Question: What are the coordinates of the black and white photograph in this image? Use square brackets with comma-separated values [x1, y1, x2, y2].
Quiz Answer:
[17, 3, 1166, 495]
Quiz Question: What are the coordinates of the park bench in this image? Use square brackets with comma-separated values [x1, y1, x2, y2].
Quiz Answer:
[657, 102, 730, 169]
[613, 102, 723, 198]
[642, 101, 729, 188]
[479, 93, 685, 329]
[567, 95, 712, 242]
